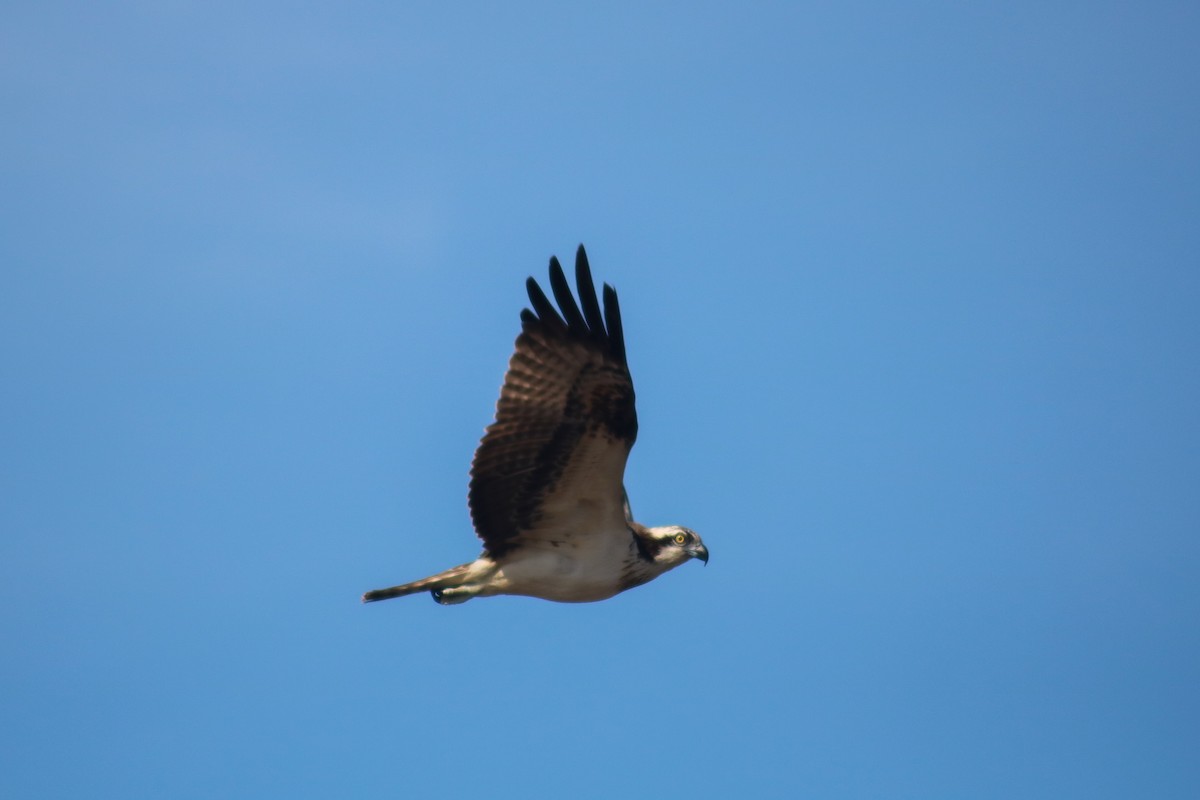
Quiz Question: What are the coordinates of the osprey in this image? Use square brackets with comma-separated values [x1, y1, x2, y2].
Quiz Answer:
[363, 245, 708, 605]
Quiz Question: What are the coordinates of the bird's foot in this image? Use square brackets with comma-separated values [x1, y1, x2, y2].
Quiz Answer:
[431, 587, 473, 605]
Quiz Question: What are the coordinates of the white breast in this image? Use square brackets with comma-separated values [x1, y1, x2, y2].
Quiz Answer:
[484, 525, 634, 603]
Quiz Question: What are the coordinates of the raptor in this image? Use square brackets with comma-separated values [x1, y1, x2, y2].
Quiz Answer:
[362, 245, 707, 605]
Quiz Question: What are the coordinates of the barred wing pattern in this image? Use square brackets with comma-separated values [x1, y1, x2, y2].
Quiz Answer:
[468, 246, 637, 557]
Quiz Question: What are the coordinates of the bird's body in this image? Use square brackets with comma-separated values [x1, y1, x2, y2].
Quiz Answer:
[363, 246, 707, 606]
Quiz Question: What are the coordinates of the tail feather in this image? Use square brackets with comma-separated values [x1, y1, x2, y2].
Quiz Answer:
[361, 563, 474, 603]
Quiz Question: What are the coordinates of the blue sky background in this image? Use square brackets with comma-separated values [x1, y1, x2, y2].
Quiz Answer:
[3, 2, 1198, 797]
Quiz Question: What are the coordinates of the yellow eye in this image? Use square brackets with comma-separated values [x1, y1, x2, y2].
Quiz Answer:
[674, 532, 687, 545]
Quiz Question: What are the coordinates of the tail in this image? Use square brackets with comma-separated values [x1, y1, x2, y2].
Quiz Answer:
[361, 562, 475, 603]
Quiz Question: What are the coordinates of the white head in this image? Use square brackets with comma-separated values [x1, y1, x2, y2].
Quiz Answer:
[639, 525, 709, 568]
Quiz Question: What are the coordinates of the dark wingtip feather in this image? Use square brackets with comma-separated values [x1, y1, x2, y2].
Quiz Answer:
[521, 246, 627, 364]
[602, 283, 627, 364]
[526, 274, 566, 333]
[549, 256, 588, 333]
[575, 246, 606, 341]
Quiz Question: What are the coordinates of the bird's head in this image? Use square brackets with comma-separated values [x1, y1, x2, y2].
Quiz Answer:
[645, 525, 709, 567]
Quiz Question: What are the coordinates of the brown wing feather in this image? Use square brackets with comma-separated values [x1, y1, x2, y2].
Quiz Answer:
[468, 245, 637, 557]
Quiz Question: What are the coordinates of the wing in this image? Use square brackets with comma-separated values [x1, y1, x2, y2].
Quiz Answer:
[468, 245, 637, 557]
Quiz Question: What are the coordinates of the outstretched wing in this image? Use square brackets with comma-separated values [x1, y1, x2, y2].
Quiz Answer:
[468, 245, 637, 557]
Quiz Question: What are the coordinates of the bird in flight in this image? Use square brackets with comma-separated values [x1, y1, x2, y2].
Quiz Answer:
[362, 245, 707, 605]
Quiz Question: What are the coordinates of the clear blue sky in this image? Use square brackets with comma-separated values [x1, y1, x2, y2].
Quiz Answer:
[3, 2, 1198, 797]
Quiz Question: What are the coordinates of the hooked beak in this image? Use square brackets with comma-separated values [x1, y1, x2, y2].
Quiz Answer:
[686, 542, 709, 566]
